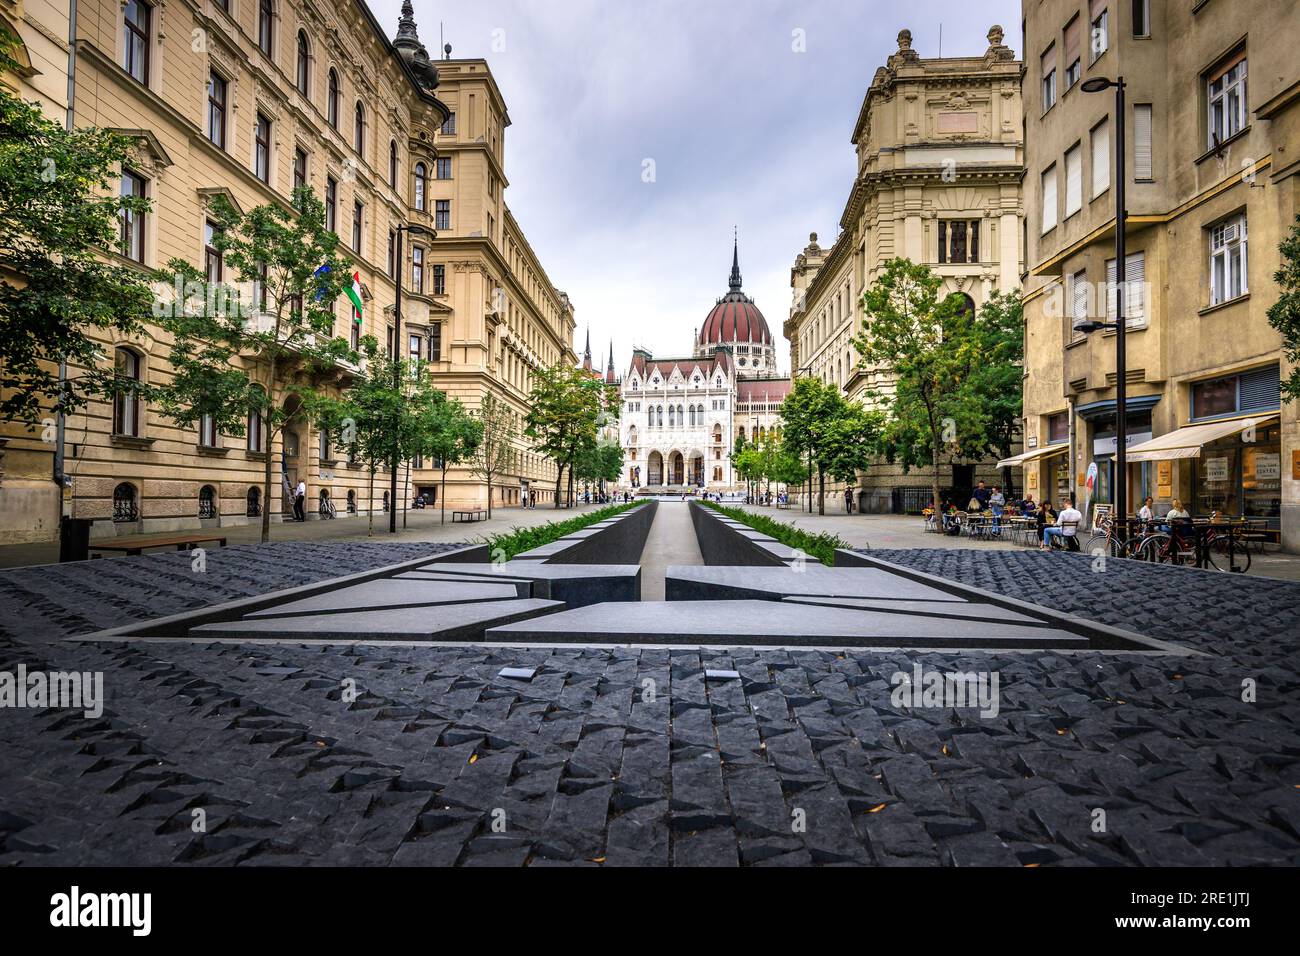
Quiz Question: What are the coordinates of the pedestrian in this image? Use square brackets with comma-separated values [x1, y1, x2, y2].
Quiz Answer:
[989, 485, 1006, 535]
[293, 479, 306, 521]
[971, 480, 991, 512]
[844, 487, 853, 514]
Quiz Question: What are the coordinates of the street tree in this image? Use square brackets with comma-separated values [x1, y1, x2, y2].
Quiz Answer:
[1268, 215, 1300, 405]
[424, 396, 482, 524]
[471, 391, 516, 519]
[155, 187, 353, 542]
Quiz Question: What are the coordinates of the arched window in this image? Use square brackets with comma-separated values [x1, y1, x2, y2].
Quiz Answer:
[113, 482, 138, 522]
[112, 347, 142, 437]
[257, 0, 273, 56]
[414, 162, 427, 211]
[713, 424, 722, 443]
[318, 488, 331, 514]
[295, 31, 309, 95]
[382, 490, 390, 512]
[668, 405, 675, 427]
[389, 140, 398, 188]
[353, 101, 365, 153]
[657, 406, 664, 427]
[326, 68, 339, 128]
[677, 404, 684, 426]
[247, 387, 265, 452]
[198, 484, 217, 518]
[246, 486, 261, 517]
[346, 489, 357, 513]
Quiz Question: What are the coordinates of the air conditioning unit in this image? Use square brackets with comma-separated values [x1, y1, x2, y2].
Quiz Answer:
[1221, 222, 1240, 244]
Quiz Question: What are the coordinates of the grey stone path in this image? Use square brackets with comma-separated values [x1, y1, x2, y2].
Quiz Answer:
[0, 544, 1297, 866]
[639, 502, 702, 601]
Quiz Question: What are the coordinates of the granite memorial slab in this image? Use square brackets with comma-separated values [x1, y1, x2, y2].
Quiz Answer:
[665, 566, 967, 603]
[243, 579, 524, 619]
[782, 595, 1048, 626]
[415, 562, 641, 605]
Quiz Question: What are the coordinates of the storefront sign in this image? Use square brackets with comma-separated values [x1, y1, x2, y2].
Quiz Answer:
[1092, 432, 1152, 456]
[1204, 457, 1230, 483]
[1254, 453, 1280, 482]
[1156, 461, 1172, 498]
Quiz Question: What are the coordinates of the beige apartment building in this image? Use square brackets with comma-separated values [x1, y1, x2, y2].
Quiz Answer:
[1020, 0, 1299, 548]
[785, 26, 1024, 513]
[0, 0, 574, 544]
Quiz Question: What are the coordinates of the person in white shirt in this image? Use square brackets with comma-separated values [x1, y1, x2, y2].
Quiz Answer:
[1041, 498, 1083, 549]
[1138, 496, 1155, 523]
[293, 479, 306, 521]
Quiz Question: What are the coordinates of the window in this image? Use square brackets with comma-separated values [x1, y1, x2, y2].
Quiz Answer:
[1064, 17, 1082, 90]
[414, 163, 426, 211]
[257, 0, 273, 56]
[1209, 213, 1248, 305]
[441, 112, 456, 135]
[1191, 365, 1280, 420]
[432, 263, 445, 295]
[387, 229, 396, 278]
[325, 176, 336, 232]
[1133, 0, 1150, 38]
[1069, 269, 1090, 337]
[113, 483, 138, 522]
[204, 220, 222, 282]
[436, 156, 452, 179]
[123, 0, 150, 85]
[1207, 52, 1247, 148]
[1134, 104, 1153, 180]
[1041, 45, 1057, 111]
[386, 326, 394, 357]
[1090, 118, 1110, 197]
[253, 261, 268, 312]
[207, 71, 227, 148]
[247, 400, 263, 452]
[319, 427, 331, 462]
[412, 246, 424, 293]
[327, 69, 340, 128]
[349, 304, 360, 350]
[351, 200, 363, 253]
[1041, 164, 1058, 233]
[408, 333, 421, 365]
[435, 200, 450, 231]
[295, 31, 310, 95]
[198, 485, 217, 519]
[293, 147, 307, 191]
[119, 170, 146, 263]
[389, 141, 398, 188]
[1064, 143, 1082, 217]
[429, 322, 442, 361]
[1090, 0, 1109, 62]
[254, 113, 272, 183]
[1047, 412, 1070, 444]
[353, 101, 365, 153]
[1105, 251, 1147, 328]
[246, 486, 262, 517]
[113, 348, 142, 436]
[938, 220, 979, 264]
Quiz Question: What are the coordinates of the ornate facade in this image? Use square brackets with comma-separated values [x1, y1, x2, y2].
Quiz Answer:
[784, 26, 1024, 512]
[0, 0, 574, 543]
[619, 243, 790, 491]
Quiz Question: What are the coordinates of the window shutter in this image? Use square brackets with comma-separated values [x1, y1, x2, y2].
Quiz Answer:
[1065, 145, 1082, 216]
[1072, 271, 1089, 326]
[1042, 166, 1058, 232]
[1105, 258, 1117, 321]
[1091, 118, 1110, 196]
[1090, 0, 1108, 17]
[1134, 104, 1153, 180]
[1126, 252, 1145, 325]
[1064, 18, 1082, 63]
[1041, 43, 1056, 77]
[1239, 365, 1280, 411]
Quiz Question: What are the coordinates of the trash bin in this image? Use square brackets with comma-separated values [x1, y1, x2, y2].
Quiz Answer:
[59, 517, 93, 563]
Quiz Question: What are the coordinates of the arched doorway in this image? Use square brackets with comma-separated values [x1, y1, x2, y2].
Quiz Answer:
[689, 453, 704, 487]
[647, 451, 663, 486]
[669, 451, 684, 486]
[281, 394, 307, 517]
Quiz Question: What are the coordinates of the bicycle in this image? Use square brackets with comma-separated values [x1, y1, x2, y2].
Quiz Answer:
[1083, 513, 1137, 559]
[320, 496, 337, 520]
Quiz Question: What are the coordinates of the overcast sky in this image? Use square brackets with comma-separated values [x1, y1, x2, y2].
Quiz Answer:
[376, 0, 1021, 373]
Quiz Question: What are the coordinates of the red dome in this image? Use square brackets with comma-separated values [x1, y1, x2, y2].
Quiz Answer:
[699, 295, 772, 347]
[697, 239, 772, 347]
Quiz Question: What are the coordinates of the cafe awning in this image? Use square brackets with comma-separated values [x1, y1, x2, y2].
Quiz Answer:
[1125, 415, 1279, 462]
[996, 444, 1069, 469]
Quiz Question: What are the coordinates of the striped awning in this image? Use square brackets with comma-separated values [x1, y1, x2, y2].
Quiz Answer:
[1125, 415, 1279, 462]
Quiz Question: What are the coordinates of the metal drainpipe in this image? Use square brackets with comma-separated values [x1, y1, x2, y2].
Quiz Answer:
[53, 0, 79, 518]
[1067, 396, 1077, 506]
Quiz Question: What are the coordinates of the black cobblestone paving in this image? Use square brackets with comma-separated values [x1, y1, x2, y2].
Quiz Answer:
[0, 544, 1296, 866]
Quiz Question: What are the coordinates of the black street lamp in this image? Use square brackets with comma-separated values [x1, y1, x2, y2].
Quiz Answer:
[390, 222, 433, 533]
[1076, 75, 1129, 542]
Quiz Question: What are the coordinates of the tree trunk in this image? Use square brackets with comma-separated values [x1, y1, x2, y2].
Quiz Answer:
[260, 361, 276, 544]
[554, 461, 564, 509]
[367, 467, 375, 536]
[817, 466, 825, 516]
[931, 442, 943, 519]
[440, 465, 448, 525]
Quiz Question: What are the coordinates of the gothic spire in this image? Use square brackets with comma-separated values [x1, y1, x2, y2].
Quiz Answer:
[728, 229, 742, 294]
[582, 328, 592, 371]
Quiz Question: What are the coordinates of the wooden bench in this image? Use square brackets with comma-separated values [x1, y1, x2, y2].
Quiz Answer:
[90, 533, 228, 557]
[451, 510, 487, 523]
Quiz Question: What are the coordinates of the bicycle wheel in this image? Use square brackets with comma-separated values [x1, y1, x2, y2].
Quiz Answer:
[1136, 534, 1172, 563]
[1206, 536, 1251, 573]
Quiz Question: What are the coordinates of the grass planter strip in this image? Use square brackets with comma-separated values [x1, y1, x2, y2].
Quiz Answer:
[700, 501, 846, 567]
[485, 501, 648, 561]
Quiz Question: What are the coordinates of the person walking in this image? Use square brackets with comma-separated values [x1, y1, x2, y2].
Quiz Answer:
[293, 479, 306, 522]
[989, 486, 1006, 536]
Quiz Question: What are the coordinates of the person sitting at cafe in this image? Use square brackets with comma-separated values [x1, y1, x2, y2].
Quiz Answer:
[1020, 494, 1036, 515]
[1138, 496, 1155, 524]
[1041, 498, 1082, 549]
[1165, 499, 1190, 521]
[972, 480, 991, 511]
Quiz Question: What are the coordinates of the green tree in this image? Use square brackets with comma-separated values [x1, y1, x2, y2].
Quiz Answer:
[780, 376, 846, 515]
[967, 290, 1024, 494]
[155, 187, 353, 542]
[471, 391, 516, 519]
[574, 439, 623, 495]
[820, 404, 883, 510]
[1268, 215, 1300, 405]
[524, 364, 606, 508]
[854, 257, 983, 513]
[424, 396, 482, 524]
[0, 28, 155, 427]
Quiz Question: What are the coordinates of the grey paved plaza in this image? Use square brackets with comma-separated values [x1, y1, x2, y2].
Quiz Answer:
[0, 504, 1297, 867]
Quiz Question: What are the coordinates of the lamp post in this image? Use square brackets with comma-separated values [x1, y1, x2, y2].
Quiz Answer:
[1078, 75, 1128, 542]
[390, 222, 433, 533]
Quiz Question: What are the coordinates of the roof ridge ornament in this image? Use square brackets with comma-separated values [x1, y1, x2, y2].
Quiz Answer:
[729, 229, 743, 294]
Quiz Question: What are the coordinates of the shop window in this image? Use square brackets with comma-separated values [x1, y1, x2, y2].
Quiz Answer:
[1191, 365, 1279, 421]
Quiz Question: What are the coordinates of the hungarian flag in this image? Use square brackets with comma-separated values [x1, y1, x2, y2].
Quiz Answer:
[346, 271, 364, 322]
